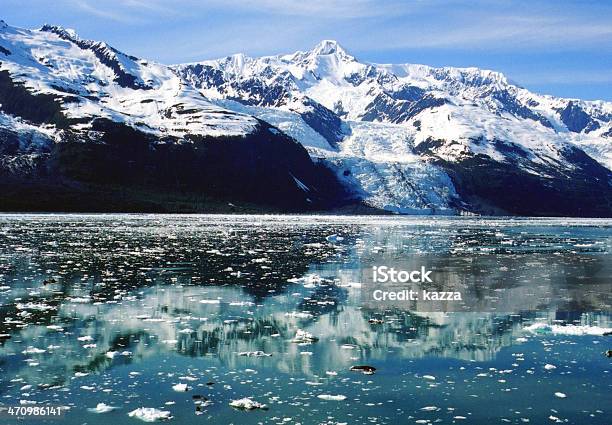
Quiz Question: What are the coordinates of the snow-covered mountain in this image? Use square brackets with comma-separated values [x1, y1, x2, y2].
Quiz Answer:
[0, 22, 346, 212]
[175, 40, 612, 216]
[1, 21, 611, 216]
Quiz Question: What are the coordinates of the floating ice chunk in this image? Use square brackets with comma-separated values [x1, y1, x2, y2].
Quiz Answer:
[292, 329, 318, 343]
[68, 297, 91, 303]
[238, 351, 272, 357]
[303, 274, 322, 285]
[46, 325, 64, 331]
[128, 407, 172, 422]
[422, 375, 436, 381]
[88, 403, 117, 413]
[420, 406, 438, 411]
[16, 302, 56, 311]
[326, 234, 344, 243]
[22, 347, 46, 354]
[524, 323, 612, 336]
[285, 312, 313, 319]
[554, 392, 567, 398]
[229, 397, 268, 410]
[325, 371, 338, 376]
[105, 351, 117, 359]
[78, 336, 94, 342]
[200, 299, 220, 304]
[317, 394, 347, 401]
[74, 372, 89, 377]
[544, 364, 557, 370]
[172, 383, 190, 392]
[302, 243, 324, 248]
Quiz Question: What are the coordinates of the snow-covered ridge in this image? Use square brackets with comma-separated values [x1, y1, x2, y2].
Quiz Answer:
[1, 22, 355, 213]
[204, 42, 605, 128]
[0, 22, 258, 139]
[174, 40, 612, 215]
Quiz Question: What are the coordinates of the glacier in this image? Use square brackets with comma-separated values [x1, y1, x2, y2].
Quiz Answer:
[175, 39, 612, 216]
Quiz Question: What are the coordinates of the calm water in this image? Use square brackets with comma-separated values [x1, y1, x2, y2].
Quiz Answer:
[0, 214, 610, 425]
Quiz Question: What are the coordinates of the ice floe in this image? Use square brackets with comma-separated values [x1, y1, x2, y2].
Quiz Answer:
[285, 311, 314, 319]
[88, 403, 117, 413]
[128, 407, 172, 422]
[317, 394, 347, 401]
[22, 347, 46, 354]
[171, 383, 190, 392]
[229, 397, 268, 410]
[238, 351, 272, 357]
[292, 329, 319, 343]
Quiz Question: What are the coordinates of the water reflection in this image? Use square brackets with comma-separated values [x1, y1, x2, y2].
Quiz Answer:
[0, 215, 610, 424]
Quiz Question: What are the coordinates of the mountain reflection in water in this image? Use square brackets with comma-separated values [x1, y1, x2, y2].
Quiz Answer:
[0, 215, 610, 425]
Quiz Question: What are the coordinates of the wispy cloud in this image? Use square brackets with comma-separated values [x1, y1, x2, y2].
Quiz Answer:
[201, 0, 414, 19]
[513, 70, 612, 85]
[350, 9, 612, 52]
[59, 1, 612, 53]
[67, 0, 145, 24]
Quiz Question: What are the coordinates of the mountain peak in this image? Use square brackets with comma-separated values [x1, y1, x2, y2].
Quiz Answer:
[311, 40, 348, 56]
[40, 24, 79, 40]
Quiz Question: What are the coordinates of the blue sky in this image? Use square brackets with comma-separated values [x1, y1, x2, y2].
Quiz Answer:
[2, 0, 611, 101]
